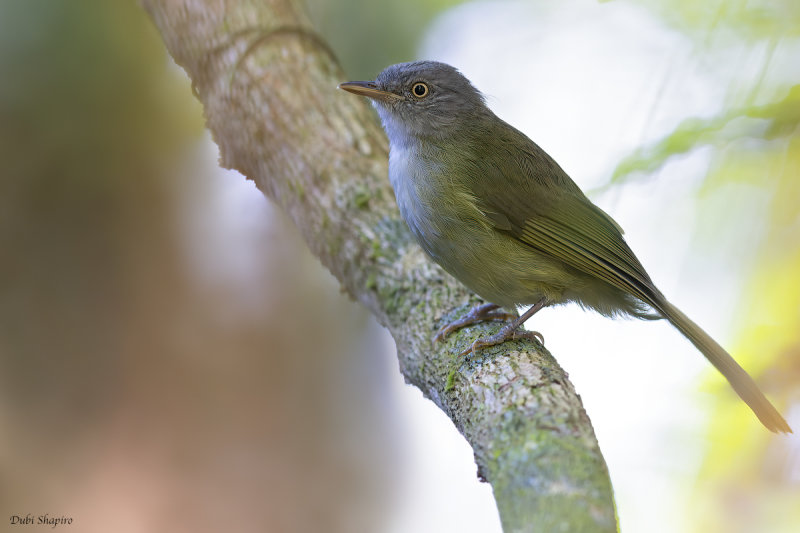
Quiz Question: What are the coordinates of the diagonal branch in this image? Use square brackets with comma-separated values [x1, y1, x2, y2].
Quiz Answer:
[142, 0, 617, 530]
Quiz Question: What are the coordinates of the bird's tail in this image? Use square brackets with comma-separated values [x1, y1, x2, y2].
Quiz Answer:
[657, 299, 791, 433]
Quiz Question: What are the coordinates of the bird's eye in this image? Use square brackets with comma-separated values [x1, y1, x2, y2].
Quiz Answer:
[411, 82, 429, 98]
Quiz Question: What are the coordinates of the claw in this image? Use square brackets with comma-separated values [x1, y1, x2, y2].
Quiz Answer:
[433, 303, 515, 343]
[434, 297, 550, 356]
[458, 323, 545, 357]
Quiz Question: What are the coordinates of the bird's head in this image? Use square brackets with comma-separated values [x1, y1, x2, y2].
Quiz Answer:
[339, 61, 488, 144]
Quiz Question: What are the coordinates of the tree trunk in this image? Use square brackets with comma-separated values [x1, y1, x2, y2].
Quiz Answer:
[141, 0, 618, 530]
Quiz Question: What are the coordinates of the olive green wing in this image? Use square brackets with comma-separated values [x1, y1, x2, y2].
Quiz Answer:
[470, 124, 662, 306]
[515, 191, 661, 306]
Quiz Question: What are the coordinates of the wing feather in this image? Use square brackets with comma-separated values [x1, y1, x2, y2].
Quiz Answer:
[467, 122, 661, 307]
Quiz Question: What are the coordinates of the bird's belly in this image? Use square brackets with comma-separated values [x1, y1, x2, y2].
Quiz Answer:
[403, 206, 561, 308]
[389, 148, 568, 307]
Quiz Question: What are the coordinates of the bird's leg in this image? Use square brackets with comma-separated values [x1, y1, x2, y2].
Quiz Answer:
[433, 302, 517, 342]
[459, 297, 549, 357]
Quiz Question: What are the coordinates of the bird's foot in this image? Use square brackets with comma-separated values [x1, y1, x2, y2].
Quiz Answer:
[433, 303, 516, 343]
[458, 322, 544, 357]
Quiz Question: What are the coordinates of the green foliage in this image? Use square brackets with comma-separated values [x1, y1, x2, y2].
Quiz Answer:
[603, 0, 800, 189]
[605, 84, 800, 188]
[635, 0, 800, 41]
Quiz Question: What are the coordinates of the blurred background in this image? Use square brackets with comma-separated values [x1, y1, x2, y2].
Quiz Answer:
[0, 0, 798, 532]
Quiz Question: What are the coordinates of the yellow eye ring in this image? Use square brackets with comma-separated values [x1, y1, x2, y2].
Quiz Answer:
[411, 82, 429, 98]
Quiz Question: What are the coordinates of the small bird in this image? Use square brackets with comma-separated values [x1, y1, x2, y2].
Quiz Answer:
[339, 61, 791, 433]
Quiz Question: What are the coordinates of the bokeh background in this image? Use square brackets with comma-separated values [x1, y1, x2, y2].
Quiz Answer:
[1, 0, 798, 532]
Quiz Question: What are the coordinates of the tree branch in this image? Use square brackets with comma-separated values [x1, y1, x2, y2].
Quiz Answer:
[142, 0, 617, 530]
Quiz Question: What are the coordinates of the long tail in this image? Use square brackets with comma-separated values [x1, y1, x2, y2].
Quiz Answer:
[656, 300, 791, 433]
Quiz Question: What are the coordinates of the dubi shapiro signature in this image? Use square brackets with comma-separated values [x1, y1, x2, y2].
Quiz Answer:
[9, 514, 73, 528]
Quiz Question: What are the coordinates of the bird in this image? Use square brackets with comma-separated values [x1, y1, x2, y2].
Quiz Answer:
[339, 60, 791, 433]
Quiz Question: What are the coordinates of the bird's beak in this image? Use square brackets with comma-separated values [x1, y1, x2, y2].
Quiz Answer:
[338, 81, 404, 103]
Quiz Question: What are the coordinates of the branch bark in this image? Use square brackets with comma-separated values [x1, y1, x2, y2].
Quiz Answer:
[142, 0, 617, 530]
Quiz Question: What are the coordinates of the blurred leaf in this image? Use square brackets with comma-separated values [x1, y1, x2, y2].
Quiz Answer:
[635, 0, 800, 41]
[602, 84, 800, 189]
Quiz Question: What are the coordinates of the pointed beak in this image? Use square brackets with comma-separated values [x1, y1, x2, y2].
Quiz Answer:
[338, 81, 404, 103]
